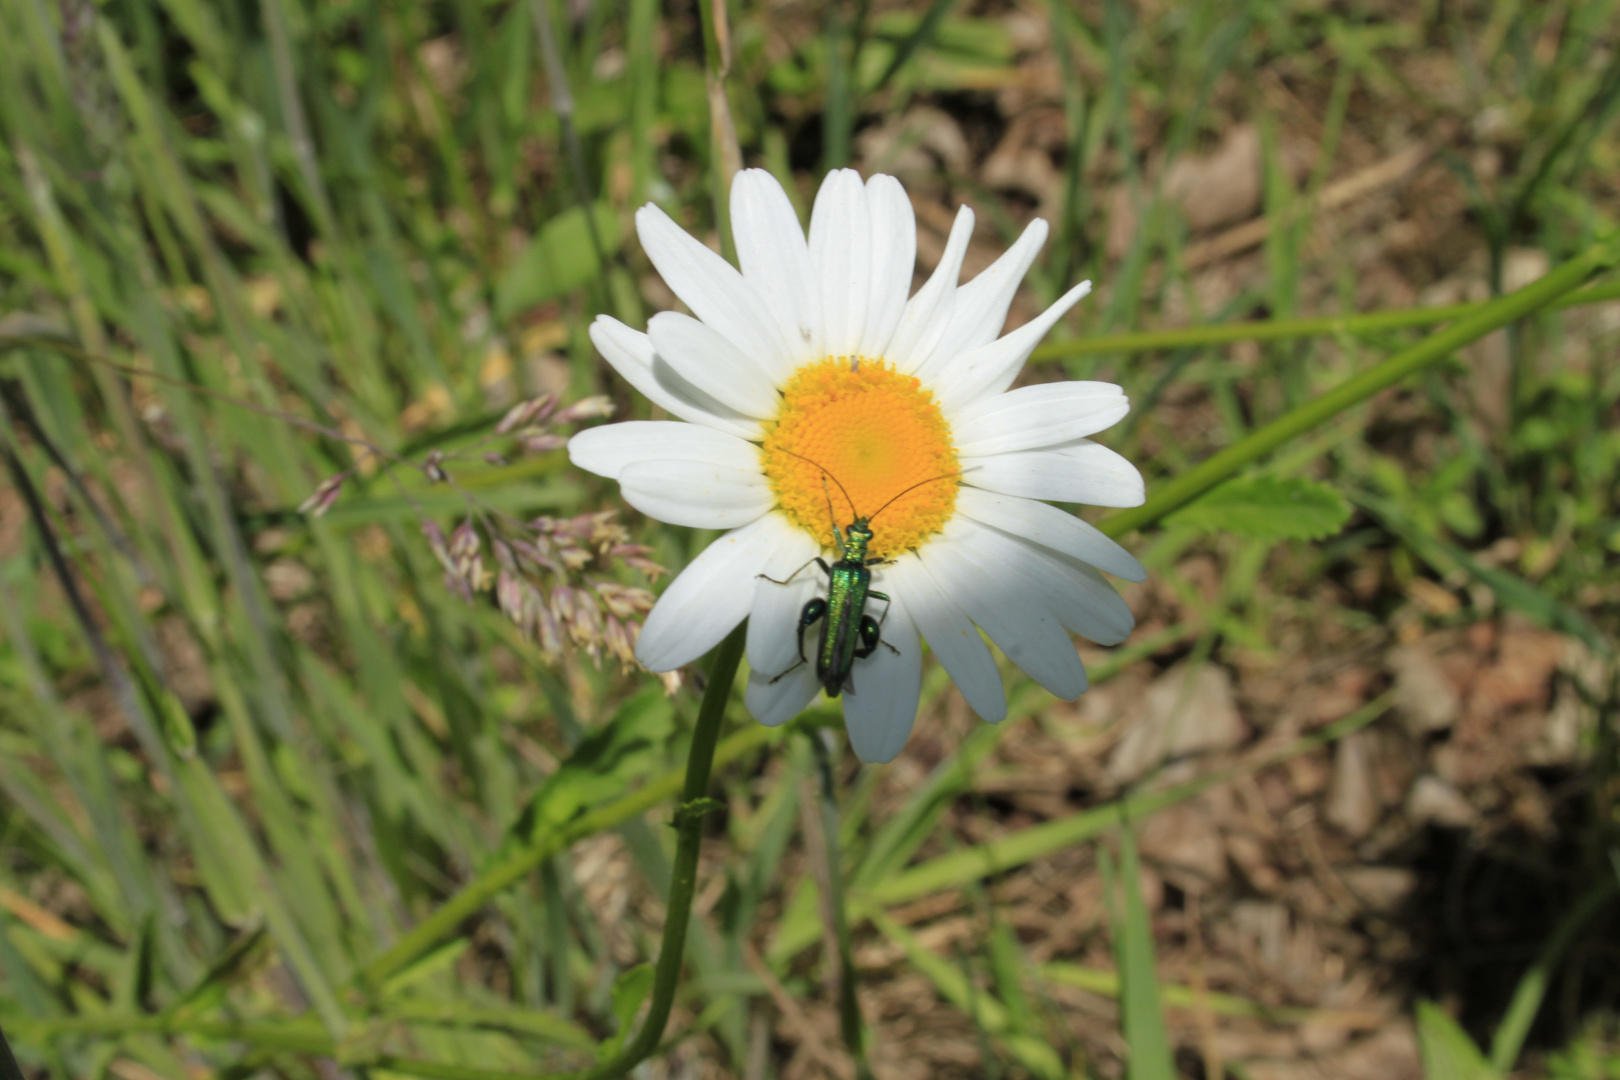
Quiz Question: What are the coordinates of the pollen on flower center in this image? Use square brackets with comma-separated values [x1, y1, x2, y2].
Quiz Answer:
[760, 357, 958, 559]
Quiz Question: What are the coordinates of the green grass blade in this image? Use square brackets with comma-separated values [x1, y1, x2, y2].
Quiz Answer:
[871, 912, 1065, 1080]
[1487, 877, 1620, 1072]
[1102, 830, 1174, 1080]
[1099, 236, 1620, 538]
[1416, 1000, 1498, 1080]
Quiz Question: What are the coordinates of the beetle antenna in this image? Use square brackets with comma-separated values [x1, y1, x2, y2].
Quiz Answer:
[819, 476, 846, 548]
[772, 446, 860, 523]
[867, 468, 973, 523]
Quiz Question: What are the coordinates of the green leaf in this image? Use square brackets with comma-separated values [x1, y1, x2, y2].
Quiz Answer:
[495, 202, 621, 320]
[156, 688, 197, 759]
[1416, 1000, 1499, 1080]
[603, 964, 655, 1058]
[170, 928, 274, 1018]
[1165, 475, 1351, 540]
[500, 687, 675, 848]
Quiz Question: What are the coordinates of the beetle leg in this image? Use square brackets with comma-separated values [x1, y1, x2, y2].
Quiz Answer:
[796, 598, 827, 663]
[767, 598, 828, 683]
[758, 557, 833, 586]
[866, 592, 899, 654]
[768, 658, 806, 684]
[853, 614, 884, 660]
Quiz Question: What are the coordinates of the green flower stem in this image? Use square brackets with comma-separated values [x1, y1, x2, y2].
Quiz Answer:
[1098, 235, 1620, 539]
[361, 624, 753, 991]
[1032, 277, 1620, 361]
[583, 622, 745, 1080]
[804, 734, 870, 1075]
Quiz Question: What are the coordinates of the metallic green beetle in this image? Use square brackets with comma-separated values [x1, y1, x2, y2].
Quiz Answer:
[761, 450, 958, 697]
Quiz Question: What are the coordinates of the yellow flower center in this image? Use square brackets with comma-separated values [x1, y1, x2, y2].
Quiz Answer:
[760, 357, 958, 559]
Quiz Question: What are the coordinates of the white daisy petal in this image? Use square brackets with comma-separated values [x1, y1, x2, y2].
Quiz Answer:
[962, 439, 1146, 507]
[635, 203, 792, 370]
[934, 280, 1093, 412]
[1051, 558, 1138, 645]
[731, 168, 820, 371]
[921, 524, 1087, 699]
[914, 217, 1049, 380]
[747, 524, 823, 676]
[954, 486, 1147, 583]
[635, 514, 785, 671]
[858, 174, 916, 361]
[569, 421, 758, 482]
[589, 316, 760, 439]
[888, 206, 974, 374]
[886, 555, 1006, 723]
[745, 663, 820, 727]
[647, 312, 780, 418]
[809, 169, 871, 359]
[841, 597, 922, 764]
[954, 519, 1134, 645]
[619, 459, 774, 529]
[952, 378, 1124, 457]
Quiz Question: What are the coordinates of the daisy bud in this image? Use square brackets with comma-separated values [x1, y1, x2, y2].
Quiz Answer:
[449, 522, 488, 591]
[548, 585, 574, 628]
[422, 520, 455, 573]
[495, 569, 525, 624]
[559, 543, 591, 572]
[513, 536, 564, 577]
[571, 588, 603, 646]
[518, 433, 567, 454]
[423, 449, 450, 484]
[532, 596, 563, 661]
[297, 473, 347, 517]
[495, 399, 532, 435]
[555, 395, 613, 424]
[610, 543, 667, 580]
[450, 521, 478, 563]
[593, 581, 629, 619]
[595, 582, 655, 620]
[495, 394, 558, 435]
[603, 616, 636, 670]
[491, 537, 518, 573]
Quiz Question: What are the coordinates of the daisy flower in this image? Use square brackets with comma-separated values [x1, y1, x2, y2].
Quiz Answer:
[569, 169, 1145, 763]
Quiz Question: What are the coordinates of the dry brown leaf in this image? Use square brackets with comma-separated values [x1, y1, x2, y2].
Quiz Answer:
[1107, 661, 1246, 783]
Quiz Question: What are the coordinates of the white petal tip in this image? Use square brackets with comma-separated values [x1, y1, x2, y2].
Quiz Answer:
[633, 642, 677, 674]
[846, 722, 911, 764]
